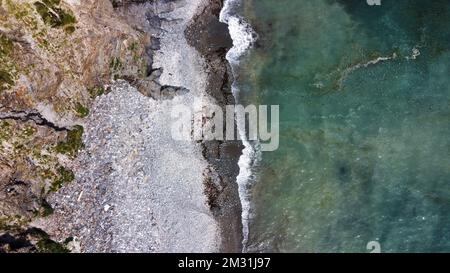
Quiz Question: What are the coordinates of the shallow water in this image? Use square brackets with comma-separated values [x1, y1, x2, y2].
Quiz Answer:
[233, 0, 450, 252]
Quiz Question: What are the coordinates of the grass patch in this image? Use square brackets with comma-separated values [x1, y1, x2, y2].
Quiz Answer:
[0, 33, 15, 91]
[0, 70, 14, 91]
[0, 33, 13, 57]
[39, 199, 54, 217]
[110, 57, 122, 71]
[50, 166, 74, 192]
[0, 215, 29, 232]
[88, 86, 106, 99]
[37, 238, 70, 253]
[55, 125, 84, 157]
[34, 0, 76, 32]
[74, 102, 89, 118]
[22, 126, 37, 137]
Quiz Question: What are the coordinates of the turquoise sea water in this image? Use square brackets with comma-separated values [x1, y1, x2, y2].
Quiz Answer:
[234, 0, 450, 252]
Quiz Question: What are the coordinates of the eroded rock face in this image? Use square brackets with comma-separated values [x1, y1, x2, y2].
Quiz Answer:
[1, 0, 150, 115]
[0, 0, 151, 252]
[1, 0, 243, 253]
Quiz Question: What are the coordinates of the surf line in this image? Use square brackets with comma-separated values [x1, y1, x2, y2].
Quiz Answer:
[219, 0, 259, 252]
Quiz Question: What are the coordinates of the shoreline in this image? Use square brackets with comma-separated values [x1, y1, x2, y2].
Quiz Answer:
[36, 0, 244, 253]
[218, 0, 259, 251]
[185, 0, 244, 252]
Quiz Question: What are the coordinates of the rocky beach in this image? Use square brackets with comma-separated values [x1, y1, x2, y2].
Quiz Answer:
[2, 0, 450, 255]
[0, 0, 242, 253]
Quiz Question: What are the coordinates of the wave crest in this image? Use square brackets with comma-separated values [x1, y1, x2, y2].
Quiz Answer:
[220, 0, 259, 252]
[220, 0, 257, 63]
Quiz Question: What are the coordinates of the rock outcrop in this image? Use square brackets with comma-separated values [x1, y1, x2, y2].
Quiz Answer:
[0, 0, 243, 253]
[0, 0, 150, 252]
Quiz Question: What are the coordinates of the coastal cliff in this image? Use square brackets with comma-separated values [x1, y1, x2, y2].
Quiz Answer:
[0, 0, 242, 253]
[0, 0, 150, 252]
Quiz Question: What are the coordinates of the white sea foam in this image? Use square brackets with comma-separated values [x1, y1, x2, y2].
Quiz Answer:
[220, 0, 259, 252]
[220, 0, 257, 63]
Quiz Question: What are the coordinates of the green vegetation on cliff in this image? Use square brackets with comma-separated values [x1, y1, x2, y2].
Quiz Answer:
[74, 102, 89, 118]
[55, 125, 84, 157]
[34, 0, 76, 34]
[0, 33, 16, 91]
[88, 86, 107, 99]
[49, 166, 74, 192]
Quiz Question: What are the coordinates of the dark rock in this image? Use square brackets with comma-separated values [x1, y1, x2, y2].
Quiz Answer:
[186, 0, 244, 253]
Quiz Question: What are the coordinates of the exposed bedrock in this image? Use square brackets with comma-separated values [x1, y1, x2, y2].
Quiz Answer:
[0, 0, 243, 253]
